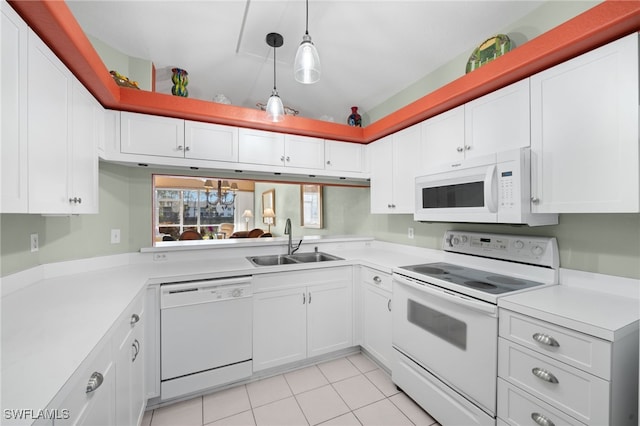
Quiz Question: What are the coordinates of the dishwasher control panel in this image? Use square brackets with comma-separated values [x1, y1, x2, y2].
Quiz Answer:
[161, 276, 252, 309]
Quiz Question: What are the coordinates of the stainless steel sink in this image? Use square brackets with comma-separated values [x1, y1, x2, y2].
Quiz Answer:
[247, 252, 343, 267]
[288, 252, 343, 263]
[247, 255, 300, 266]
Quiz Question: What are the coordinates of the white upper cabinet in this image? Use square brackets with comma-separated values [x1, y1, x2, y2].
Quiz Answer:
[420, 105, 465, 171]
[530, 33, 639, 213]
[464, 79, 530, 156]
[325, 140, 364, 173]
[370, 123, 421, 213]
[27, 29, 99, 214]
[238, 128, 285, 167]
[1, 1, 28, 213]
[184, 120, 239, 162]
[121, 112, 185, 158]
[238, 129, 325, 170]
[284, 134, 325, 169]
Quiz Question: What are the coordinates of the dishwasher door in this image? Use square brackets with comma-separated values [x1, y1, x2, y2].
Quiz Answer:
[160, 276, 252, 381]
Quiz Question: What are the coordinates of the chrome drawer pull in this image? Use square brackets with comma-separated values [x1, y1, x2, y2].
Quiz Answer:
[387, 299, 391, 312]
[130, 313, 140, 325]
[531, 412, 555, 426]
[373, 276, 382, 285]
[532, 367, 559, 384]
[532, 333, 559, 347]
[86, 372, 104, 393]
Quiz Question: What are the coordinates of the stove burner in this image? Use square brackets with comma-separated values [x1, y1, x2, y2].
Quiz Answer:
[464, 281, 498, 290]
[487, 275, 526, 286]
[412, 266, 447, 275]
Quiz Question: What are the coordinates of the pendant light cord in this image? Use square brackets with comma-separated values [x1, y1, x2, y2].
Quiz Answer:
[273, 45, 277, 91]
[305, 0, 310, 35]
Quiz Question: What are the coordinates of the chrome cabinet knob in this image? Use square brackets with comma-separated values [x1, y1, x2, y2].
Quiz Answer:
[531, 413, 555, 426]
[326, 160, 331, 165]
[532, 367, 559, 384]
[464, 145, 471, 150]
[373, 276, 382, 285]
[177, 145, 184, 151]
[185, 146, 190, 151]
[531, 197, 540, 204]
[456, 146, 464, 152]
[286, 156, 291, 162]
[86, 372, 104, 393]
[281, 156, 285, 162]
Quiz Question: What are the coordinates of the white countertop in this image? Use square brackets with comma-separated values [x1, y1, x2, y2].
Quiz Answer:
[0, 238, 433, 418]
[499, 278, 640, 341]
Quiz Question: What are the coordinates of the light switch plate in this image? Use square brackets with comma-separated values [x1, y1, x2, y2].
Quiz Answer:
[408, 227, 414, 239]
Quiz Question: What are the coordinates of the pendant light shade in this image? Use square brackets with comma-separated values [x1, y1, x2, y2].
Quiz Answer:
[294, 0, 320, 84]
[265, 32, 285, 122]
[266, 91, 284, 122]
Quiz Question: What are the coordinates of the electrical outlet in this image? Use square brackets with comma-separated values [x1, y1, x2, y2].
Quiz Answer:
[153, 253, 168, 262]
[110, 229, 121, 244]
[408, 227, 414, 239]
[30, 234, 39, 252]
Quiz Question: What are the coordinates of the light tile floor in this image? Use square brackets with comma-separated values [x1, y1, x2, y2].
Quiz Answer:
[142, 353, 440, 426]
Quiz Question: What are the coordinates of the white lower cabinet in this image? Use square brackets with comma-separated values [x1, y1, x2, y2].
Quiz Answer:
[498, 309, 638, 426]
[252, 267, 353, 371]
[114, 295, 145, 426]
[359, 267, 392, 369]
[44, 292, 146, 426]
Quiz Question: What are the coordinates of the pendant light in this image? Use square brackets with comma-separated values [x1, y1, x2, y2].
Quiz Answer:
[266, 32, 285, 122]
[294, 0, 320, 84]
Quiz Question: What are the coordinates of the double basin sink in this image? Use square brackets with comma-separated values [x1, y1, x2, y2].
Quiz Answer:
[247, 251, 343, 267]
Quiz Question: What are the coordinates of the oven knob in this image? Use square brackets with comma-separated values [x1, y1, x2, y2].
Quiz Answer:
[232, 289, 242, 297]
[461, 236, 468, 243]
[531, 245, 544, 256]
[451, 236, 461, 246]
[514, 240, 525, 249]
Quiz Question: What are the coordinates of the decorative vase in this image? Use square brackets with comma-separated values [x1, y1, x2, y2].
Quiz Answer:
[171, 68, 189, 97]
[347, 106, 362, 127]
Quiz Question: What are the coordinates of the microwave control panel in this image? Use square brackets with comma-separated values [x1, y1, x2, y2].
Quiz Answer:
[496, 157, 521, 213]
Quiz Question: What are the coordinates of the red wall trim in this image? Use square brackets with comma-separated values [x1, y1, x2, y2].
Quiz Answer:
[8, 0, 640, 144]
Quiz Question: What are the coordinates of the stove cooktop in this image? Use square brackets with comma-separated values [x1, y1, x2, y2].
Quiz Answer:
[397, 262, 546, 295]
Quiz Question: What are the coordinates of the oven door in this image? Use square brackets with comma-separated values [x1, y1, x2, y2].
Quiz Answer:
[414, 153, 498, 223]
[392, 274, 498, 415]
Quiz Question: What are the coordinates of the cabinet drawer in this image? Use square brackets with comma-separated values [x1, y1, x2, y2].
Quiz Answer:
[54, 340, 115, 425]
[360, 267, 392, 292]
[499, 309, 611, 379]
[112, 292, 145, 348]
[498, 378, 586, 426]
[498, 339, 609, 425]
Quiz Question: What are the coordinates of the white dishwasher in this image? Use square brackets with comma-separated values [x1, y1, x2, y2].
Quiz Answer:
[160, 276, 253, 400]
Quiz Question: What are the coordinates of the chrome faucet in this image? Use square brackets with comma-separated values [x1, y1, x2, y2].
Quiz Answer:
[284, 218, 302, 255]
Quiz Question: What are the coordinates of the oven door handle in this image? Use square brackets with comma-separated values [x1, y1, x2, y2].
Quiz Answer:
[394, 276, 497, 316]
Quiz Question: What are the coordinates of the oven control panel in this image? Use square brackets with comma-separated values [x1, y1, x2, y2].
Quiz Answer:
[443, 231, 558, 268]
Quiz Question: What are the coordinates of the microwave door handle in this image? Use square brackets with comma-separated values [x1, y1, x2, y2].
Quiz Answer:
[484, 165, 498, 213]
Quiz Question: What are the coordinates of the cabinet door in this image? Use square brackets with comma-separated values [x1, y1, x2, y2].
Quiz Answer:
[420, 105, 465, 171]
[307, 280, 353, 358]
[284, 135, 325, 169]
[27, 29, 72, 214]
[361, 284, 392, 369]
[70, 82, 99, 214]
[465, 79, 530, 158]
[1, 1, 28, 213]
[238, 128, 285, 166]
[325, 140, 363, 173]
[253, 287, 307, 371]
[184, 120, 239, 162]
[76, 361, 116, 426]
[392, 123, 421, 213]
[530, 33, 639, 213]
[121, 112, 185, 157]
[369, 136, 394, 213]
[115, 326, 145, 426]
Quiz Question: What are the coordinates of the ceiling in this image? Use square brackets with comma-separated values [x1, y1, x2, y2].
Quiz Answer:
[66, 0, 548, 124]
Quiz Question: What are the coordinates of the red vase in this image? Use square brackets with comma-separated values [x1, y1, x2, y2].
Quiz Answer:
[347, 106, 362, 127]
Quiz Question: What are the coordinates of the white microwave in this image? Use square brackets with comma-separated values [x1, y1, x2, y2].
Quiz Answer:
[414, 148, 558, 226]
